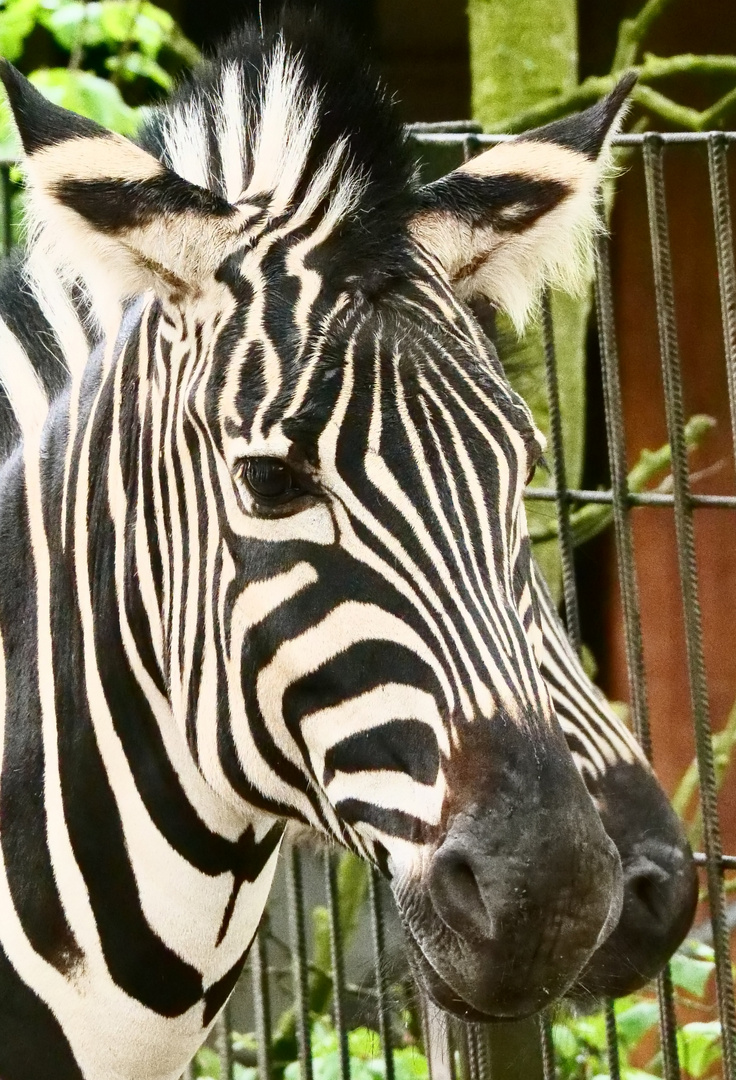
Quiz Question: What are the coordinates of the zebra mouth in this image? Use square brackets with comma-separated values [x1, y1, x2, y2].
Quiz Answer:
[400, 919, 503, 1022]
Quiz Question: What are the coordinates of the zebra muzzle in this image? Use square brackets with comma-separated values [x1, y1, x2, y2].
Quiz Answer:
[391, 712, 625, 1020]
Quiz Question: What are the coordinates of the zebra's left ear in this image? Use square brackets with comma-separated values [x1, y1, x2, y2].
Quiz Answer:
[0, 60, 241, 301]
[410, 75, 636, 332]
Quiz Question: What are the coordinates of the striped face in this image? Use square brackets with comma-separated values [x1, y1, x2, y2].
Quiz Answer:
[0, 37, 634, 1031]
[172, 237, 550, 841]
[104, 219, 622, 1019]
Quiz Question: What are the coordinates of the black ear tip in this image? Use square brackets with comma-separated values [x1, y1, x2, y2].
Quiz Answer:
[526, 72, 636, 160]
[604, 71, 638, 118]
[0, 57, 22, 99]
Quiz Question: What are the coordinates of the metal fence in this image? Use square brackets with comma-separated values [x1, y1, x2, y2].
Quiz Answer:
[1, 128, 735, 1080]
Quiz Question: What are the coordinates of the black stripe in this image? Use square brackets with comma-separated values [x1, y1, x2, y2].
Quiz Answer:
[54, 174, 236, 235]
[0, 462, 81, 974]
[0, 945, 83, 1080]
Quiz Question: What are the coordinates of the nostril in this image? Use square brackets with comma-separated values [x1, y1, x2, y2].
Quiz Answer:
[428, 844, 491, 940]
[630, 871, 662, 918]
[624, 855, 676, 927]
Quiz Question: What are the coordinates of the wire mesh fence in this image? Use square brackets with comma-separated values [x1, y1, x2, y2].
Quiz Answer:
[1, 128, 735, 1080]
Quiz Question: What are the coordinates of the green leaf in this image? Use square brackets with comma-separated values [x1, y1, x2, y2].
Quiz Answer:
[37, 1, 198, 66]
[614, 999, 660, 1049]
[568, 1011, 608, 1053]
[310, 1018, 339, 1057]
[670, 948, 716, 1000]
[0, 0, 40, 61]
[105, 51, 173, 89]
[677, 1021, 722, 1078]
[39, 2, 105, 51]
[232, 1066, 257, 1080]
[231, 1031, 257, 1054]
[348, 1028, 382, 1060]
[28, 68, 140, 134]
[194, 1046, 220, 1080]
[593, 1071, 662, 1080]
[551, 1022, 580, 1061]
[393, 1047, 429, 1080]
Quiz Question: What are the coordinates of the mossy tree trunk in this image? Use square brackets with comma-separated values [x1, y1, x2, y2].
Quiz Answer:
[469, 0, 578, 128]
[468, 0, 587, 603]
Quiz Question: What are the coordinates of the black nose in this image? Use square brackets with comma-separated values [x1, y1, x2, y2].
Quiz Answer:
[627, 846, 689, 928]
[421, 808, 622, 1017]
[578, 836, 698, 999]
[391, 712, 625, 1021]
[572, 761, 699, 1001]
[427, 841, 503, 941]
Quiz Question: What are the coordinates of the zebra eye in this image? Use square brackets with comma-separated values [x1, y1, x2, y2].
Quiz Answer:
[243, 457, 298, 502]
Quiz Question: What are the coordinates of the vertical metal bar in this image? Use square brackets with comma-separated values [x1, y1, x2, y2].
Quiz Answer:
[287, 846, 314, 1080]
[1, 166, 11, 255]
[595, 220, 681, 1078]
[539, 290, 580, 1079]
[541, 291, 581, 651]
[708, 134, 736, 469]
[325, 852, 350, 1080]
[643, 132, 736, 1080]
[472, 1026, 490, 1080]
[604, 1002, 621, 1080]
[657, 964, 683, 1080]
[252, 920, 274, 1080]
[594, 225, 654, 756]
[215, 1005, 233, 1080]
[464, 1027, 479, 1080]
[538, 1014, 556, 1080]
[369, 868, 395, 1080]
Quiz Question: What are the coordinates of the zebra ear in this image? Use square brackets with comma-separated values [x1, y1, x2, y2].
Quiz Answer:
[410, 75, 636, 333]
[0, 60, 240, 300]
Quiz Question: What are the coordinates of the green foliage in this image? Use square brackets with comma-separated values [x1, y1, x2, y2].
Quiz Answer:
[551, 941, 721, 1080]
[192, 1020, 428, 1080]
[0, 0, 199, 158]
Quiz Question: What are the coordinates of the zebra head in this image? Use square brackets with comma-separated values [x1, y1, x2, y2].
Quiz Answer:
[532, 567, 697, 1002]
[0, 23, 631, 1023]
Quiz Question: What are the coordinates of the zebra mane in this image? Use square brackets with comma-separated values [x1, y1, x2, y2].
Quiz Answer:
[139, 13, 416, 249]
[0, 10, 417, 455]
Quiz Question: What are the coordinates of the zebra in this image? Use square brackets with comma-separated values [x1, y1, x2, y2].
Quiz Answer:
[530, 566, 697, 999]
[0, 13, 693, 1080]
[0, 258, 697, 1016]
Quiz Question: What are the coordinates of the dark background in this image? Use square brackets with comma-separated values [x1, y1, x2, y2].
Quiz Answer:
[163, 0, 736, 123]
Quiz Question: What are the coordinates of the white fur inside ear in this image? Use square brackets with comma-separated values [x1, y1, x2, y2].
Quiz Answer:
[20, 131, 246, 309]
[412, 136, 617, 334]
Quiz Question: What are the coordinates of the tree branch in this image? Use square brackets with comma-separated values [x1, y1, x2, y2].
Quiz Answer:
[529, 415, 715, 546]
[612, 0, 683, 71]
[642, 52, 736, 79]
[500, 54, 736, 133]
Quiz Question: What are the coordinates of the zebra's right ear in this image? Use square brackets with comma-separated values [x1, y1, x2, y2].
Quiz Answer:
[0, 60, 242, 300]
[411, 76, 635, 332]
